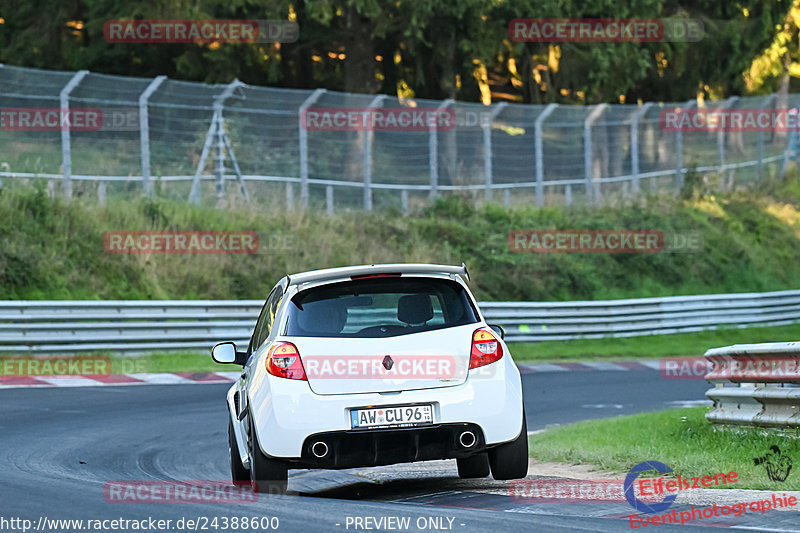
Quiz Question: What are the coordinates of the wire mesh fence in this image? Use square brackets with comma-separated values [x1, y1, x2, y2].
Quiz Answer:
[0, 63, 797, 212]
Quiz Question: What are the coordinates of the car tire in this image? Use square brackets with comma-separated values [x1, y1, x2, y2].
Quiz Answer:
[247, 410, 288, 493]
[457, 452, 490, 478]
[229, 417, 249, 486]
[488, 410, 528, 480]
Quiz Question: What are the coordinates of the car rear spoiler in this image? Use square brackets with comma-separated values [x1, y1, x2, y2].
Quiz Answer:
[287, 263, 469, 286]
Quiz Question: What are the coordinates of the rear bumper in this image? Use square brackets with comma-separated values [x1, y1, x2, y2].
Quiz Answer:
[295, 423, 486, 469]
[243, 347, 523, 459]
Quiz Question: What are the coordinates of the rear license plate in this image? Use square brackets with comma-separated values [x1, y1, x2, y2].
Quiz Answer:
[350, 405, 433, 429]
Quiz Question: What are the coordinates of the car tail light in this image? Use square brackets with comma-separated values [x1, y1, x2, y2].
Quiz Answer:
[266, 342, 307, 380]
[470, 328, 503, 369]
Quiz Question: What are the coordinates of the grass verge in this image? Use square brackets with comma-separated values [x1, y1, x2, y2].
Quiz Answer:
[528, 407, 800, 490]
[0, 352, 223, 376]
[106, 353, 222, 374]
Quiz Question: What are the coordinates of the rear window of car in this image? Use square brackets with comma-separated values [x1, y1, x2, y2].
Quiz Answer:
[284, 277, 479, 338]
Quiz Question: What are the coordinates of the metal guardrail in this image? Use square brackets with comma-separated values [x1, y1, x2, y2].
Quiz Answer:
[481, 289, 800, 341]
[0, 300, 263, 353]
[705, 342, 800, 430]
[2, 289, 800, 354]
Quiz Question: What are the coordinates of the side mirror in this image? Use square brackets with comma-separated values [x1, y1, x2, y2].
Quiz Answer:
[212, 342, 244, 365]
[488, 324, 505, 340]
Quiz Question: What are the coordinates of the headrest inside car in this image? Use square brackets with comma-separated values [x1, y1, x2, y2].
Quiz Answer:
[397, 294, 434, 325]
[296, 300, 347, 334]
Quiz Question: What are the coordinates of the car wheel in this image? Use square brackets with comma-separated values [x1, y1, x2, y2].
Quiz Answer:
[228, 417, 249, 486]
[457, 452, 490, 478]
[488, 410, 529, 480]
[247, 410, 288, 493]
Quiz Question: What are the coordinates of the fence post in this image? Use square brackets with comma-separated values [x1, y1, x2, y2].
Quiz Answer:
[630, 102, 653, 194]
[717, 97, 738, 174]
[401, 189, 409, 216]
[757, 94, 777, 180]
[534, 103, 558, 207]
[216, 80, 244, 201]
[298, 88, 326, 210]
[59, 70, 89, 200]
[221, 131, 248, 202]
[138, 75, 166, 199]
[363, 94, 386, 211]
[189, 115, 217, 205]
[483, 102, 507, 202]
[584, 103, 607, 203]
[189, 79, 244, 204]
[326, 185, 334, 215]
[675, 99, 696, 189]
[286, 182, 294, 206]
[782, 108, 797, 179]
[429, 99, 454, 201]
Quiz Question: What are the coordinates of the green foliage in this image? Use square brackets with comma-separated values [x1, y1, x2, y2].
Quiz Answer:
[2, 176, 800, 301]
[0, 0, 791, 102]
[680, 165, 704, 200]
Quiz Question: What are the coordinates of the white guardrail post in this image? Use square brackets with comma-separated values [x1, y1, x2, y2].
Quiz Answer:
[704, 342, 800, 430]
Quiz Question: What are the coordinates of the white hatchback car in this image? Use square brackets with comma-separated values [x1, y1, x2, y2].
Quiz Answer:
[212, 263, 527, 492]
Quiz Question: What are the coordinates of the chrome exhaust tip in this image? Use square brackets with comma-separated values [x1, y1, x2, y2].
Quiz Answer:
[459, 431, 476, 448]
[311, 441, 329, 458]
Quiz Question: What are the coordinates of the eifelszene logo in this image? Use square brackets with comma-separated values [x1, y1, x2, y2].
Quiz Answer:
[625, 461, 677, 514]
[625, 461, 738, 515]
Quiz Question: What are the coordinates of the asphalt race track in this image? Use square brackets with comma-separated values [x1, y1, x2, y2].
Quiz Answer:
[522, 367, 710, 430]
[1, 365, 792, 533]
